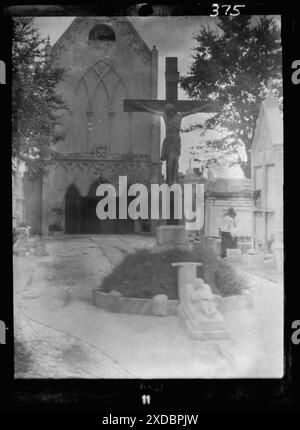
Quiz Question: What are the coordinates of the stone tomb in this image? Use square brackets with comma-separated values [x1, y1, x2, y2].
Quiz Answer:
[204, 174, 252, 255]
[251, 95, 283, 272]
[156, 224, 188, 248]
[172, 262, 230, 340]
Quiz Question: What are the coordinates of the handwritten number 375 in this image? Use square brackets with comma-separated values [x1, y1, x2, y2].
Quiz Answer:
[210, 4, 245, 16]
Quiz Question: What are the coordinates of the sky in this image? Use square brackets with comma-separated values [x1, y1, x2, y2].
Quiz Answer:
[34, 16, 244, 177]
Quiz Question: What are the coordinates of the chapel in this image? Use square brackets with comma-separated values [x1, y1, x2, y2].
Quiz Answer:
[25, 17, 161, 235]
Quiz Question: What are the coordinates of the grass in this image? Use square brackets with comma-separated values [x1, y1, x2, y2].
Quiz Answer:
[100, 242, 248, 299]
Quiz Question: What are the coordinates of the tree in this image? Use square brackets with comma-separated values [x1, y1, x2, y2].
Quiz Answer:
[180, 15, 282, 178]
[12, 18, 66, 176]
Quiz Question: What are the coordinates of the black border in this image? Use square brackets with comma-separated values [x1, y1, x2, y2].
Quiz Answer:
[1, 0, 300, 411]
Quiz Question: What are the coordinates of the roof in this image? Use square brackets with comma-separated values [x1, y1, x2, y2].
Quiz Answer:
[206, 177, 251, 193]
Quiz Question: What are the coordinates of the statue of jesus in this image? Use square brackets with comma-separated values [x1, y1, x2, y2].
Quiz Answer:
[134, 101, 208, 185]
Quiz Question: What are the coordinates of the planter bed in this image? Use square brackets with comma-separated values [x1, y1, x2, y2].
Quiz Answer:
[92, 289, 252, 316]
[93, 290, 179, 316]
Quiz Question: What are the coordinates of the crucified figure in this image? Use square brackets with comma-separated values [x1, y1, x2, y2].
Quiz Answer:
[134, 101, 209, 185]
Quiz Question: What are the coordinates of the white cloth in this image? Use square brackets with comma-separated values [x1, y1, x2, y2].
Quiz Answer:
[219, 215, 237, 236]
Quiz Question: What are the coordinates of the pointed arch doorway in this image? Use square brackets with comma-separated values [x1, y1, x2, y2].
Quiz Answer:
[83, 179, 114, 234]
[83, 179, 135, 234]
[65, 185, 83, 234]
[64, 180, 136, 234]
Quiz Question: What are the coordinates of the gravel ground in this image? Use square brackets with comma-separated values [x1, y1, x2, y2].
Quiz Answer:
[14, 314, 131, 378]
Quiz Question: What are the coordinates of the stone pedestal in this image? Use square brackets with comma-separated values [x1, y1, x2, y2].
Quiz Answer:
[226, 248, 242, 263]
[177, 304, 230, 340]
[247, 252, 265, 269]
[171, 262, 202, 301]
[156, 224, 189, 248]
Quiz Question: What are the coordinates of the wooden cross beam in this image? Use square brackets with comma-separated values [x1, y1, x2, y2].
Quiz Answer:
[124, 57, 220, 114]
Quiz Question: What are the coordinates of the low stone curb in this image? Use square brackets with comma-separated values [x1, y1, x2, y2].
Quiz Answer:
[214, 292, 253, 313]
[92, 290, 252, 316]
[92, 290, 179, 316]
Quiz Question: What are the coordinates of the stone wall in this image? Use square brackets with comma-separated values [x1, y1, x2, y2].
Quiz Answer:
[23, 173, 42, 235]
[12, 169, 26, 229]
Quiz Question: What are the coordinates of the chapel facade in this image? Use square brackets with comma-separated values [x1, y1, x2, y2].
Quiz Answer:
[26, 17, 161, 235]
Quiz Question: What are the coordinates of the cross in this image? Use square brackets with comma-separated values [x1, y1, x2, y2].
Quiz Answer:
[124, 56, 220, 115]
[123, 56, 220, 225]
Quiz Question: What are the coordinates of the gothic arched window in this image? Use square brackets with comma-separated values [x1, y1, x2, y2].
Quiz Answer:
[88, 24, 116, 42]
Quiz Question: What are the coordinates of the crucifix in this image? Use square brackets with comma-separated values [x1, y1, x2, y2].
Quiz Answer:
[124, 57, 220, 186]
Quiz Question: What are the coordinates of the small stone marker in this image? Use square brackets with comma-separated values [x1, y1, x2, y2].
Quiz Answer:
[152, 294, 168, 316]
[156, 225, 189, 249]
[109, 290, 122, 296]
[226, 248, 242, 263]
[247, 249, 265, 269]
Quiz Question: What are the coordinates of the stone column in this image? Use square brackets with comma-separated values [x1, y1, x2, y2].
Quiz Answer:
[171, 262, 202, 302]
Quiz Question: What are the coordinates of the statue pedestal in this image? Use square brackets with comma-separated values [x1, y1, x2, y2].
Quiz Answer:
[177, 304, 230, 340]
[171, 262, 202, 301]
[156, 224, 189, 249]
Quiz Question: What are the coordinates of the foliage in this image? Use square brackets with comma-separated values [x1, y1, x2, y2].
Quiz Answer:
[215, 261, 249, 296]
[51, 205, 63, 216]
[12, 18, 67, 177]
[180, 16, 282, 178]
[100, 242, 247, 298]
[48, 222, 62, 232]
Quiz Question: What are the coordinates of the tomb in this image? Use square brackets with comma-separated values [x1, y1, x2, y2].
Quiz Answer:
[251, 95, 283, 272]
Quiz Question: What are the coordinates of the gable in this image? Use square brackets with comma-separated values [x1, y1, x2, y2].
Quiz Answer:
[252, 96, 283, 155]
[51, 17, 158, 157]
[51, 17, 152, 64]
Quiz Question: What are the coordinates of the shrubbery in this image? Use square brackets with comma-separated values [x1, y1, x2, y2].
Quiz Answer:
[100, 242, 247, 298]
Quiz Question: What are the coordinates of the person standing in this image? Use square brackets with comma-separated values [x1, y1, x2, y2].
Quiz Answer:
[219, 207, 238, 258]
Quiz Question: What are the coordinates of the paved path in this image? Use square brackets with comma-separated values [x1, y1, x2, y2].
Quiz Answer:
[14, 235, 283, 378]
